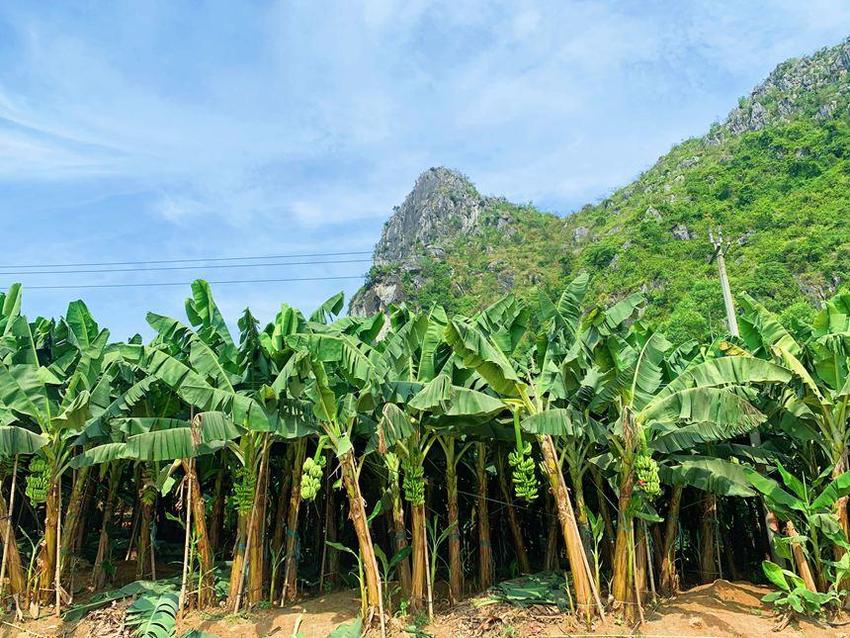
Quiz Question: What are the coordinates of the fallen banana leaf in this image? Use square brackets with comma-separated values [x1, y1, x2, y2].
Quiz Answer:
[490, 571, 570, 610]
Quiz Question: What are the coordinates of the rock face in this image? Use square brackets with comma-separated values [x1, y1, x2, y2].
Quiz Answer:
[715, 37, 850, 139]
[374, 167, 486, 265]
[350, 167, 490, 315]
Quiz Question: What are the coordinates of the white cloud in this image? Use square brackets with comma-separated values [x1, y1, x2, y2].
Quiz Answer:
[0, 0, 848, 226]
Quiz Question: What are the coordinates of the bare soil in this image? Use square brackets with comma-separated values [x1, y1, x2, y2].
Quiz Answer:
[1, 580, 846, 637]
[425, 580, 846, 638]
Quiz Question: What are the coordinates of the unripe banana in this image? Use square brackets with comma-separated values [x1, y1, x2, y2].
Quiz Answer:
[232, 465, 257, 513]
[634, 454, 661, 499]
[26, 456, 50, 505]
[402, 454, 425, 506]
[300, 453, 326, 502]
[509, 440, 539, 502]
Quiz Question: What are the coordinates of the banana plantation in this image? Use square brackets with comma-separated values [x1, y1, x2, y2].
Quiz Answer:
[0, 274, 848, 635]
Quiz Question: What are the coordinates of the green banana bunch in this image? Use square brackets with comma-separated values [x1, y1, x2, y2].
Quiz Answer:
[26, 456, 50, 505]
[233, 465, 257, 513]
[634, 454, 661, 499]
[300, 454, 326, 501]
[508, 411, 539, 502]
[509, 440, 539, 502]
[402, 453, 425, 506]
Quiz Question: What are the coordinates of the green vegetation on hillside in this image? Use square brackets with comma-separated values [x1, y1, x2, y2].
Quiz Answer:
[369, 53, 850, 343]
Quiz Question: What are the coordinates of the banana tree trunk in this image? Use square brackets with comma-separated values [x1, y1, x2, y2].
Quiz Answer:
[544, 493, 558, 571]
[496, 453, 531, 574]
[208, 464, 226, 556]
[699, 493, 717, 583]
[136, 469, 155, 580]
[538, 434, 599, 620]
[634, 523, 648, 602]
[34, 481, 60, 605]
[0, 481, 25, 597]
[247, 445, 270, 604]
[184, 460, 215, 607]
[411, 501, 427, 608]
[568, 463, 595, 571]
[228, 512, 248, 604]
[612, 473, 637, 622]
[91, 463, 121, 591]
[476, 444, 492, 591]
[659, 485, 682, 596]
[280, 439, 306, 604]
[834, 452, 850, 557]
[389, 467, 412, 599]
[321, 449, 339, 591]
[338, 448, 382, 611]
[60, 467, 90, 577]
[73, 472, 96, 555]
[786, 520, 817, 592]
[445, 442, 462, 603]
[271, 446, 294, 561]
[650, 524, 664, 577]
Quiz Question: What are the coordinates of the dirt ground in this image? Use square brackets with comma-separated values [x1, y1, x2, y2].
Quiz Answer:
[1, 580, 846, 637]
[423, 580, 845, 638]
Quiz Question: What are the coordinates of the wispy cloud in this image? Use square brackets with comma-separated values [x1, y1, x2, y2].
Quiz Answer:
[0, 0, 847, 334]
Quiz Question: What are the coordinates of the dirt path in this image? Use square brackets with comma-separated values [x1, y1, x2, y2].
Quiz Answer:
[1, 580, 844, 637]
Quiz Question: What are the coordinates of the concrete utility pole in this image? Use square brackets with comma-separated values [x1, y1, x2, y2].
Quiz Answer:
[710, 226, 783, 564]
[709, 227, 739, 338]
[709, 227, 757, 448]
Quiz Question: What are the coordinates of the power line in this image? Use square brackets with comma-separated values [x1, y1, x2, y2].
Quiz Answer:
[5, 275, 366, 290]
[0, 258, 373, 276]
[0, 249, 373, 269]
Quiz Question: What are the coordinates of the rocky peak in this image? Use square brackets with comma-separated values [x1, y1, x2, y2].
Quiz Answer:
[715, 38, 850, 139]
[350, 167, 489, 316]
[373, 167, 486, 265]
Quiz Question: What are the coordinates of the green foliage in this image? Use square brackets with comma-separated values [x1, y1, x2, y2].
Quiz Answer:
[64, 579, 179, 623]
[490, 572, 573, 610]
[125, 590, 179, 638]
[368, 85, 850, 343]
[325, 618, 362, 638]
[760, 561, 839, 616]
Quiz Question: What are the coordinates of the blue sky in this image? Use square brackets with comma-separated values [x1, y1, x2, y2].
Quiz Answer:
[0, 1, 848, 339]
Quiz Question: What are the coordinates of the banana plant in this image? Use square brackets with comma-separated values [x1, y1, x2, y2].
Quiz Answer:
[0, 297, 112, 608]
[740, 292, 850, 542]
[444, 290, 605, 620]
[584, 321, 792, 622]
[0, 376, 47, 601]
[278, 295, 390, 624]
[133, 282, 272, 603]
[747, 462, 850, 593]
[72, 408, 242, 601]
[267, 296, 353, 607]
[370, 304, 448, 611]
[374, 304, 507, 610]
[528, 277, 645, 560]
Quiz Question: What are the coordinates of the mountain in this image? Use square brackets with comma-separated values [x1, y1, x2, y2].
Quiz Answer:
[351, 38, 850, 342]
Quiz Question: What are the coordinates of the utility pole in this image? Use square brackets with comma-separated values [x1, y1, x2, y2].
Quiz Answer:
[710, 226, 783, 565]
[709, 227, 739, 337]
